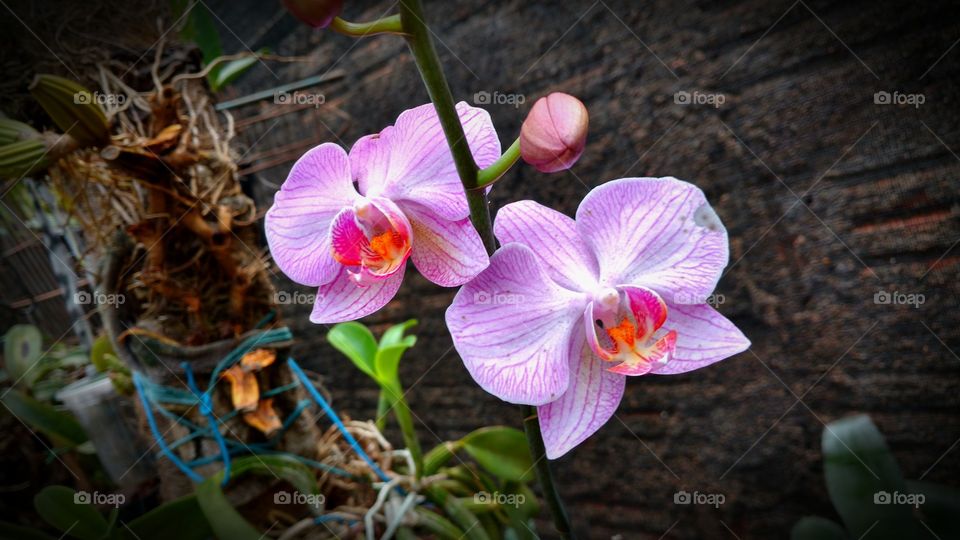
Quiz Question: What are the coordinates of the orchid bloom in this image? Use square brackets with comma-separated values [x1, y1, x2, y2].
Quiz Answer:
[446, 177, 750, 458]
[266, 103, 500, 323]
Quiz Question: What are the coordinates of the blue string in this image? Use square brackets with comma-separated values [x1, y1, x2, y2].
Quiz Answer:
[314, 515, 357, 525]
[132, 372, 203, 483]
[287, 357, 392, 483]
[182, 362, 232, 486]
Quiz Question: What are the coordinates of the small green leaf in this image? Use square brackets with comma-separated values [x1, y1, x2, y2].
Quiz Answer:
[33, 486, 108, 540]
[327, 322, 378, 378]
[4, 324, 43, 386]
[379, 319, 417, 348]
[123, 494, 211, 540]
[196, 476, 261, 540]
[374, 340, 416, 388]
[209, 50, 267, 92]
[228, 454, 319, 497]
[822, 415, 917, 539]
[462, 427, 534, 483]
[423, 441, 463, 476]
[790, 516, 848, 540]
[2, 389, 87, 446]
[425, 486, 491, 540]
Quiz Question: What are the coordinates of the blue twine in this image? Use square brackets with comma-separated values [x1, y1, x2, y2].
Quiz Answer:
[183, 362, 232, 486]
[133, 372, 203, 483]
[287, 357, 392, 483]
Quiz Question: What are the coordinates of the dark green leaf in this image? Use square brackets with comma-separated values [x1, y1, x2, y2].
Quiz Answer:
[195, 476, 261, 540]
[327, 322, 378, 378]
[790, 516, 848, 540]
[907, 480, 960, 539]
[33, 486, 108, 540]
[123, 495, 211, 540]
[0, 521, 58, 540]
[822, 415, 916, 539]
[1, 390, 87, 446]
[462, 427, 534, 483]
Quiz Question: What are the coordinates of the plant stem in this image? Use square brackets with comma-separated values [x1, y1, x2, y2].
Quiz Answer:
[476, 137, 521, 188]
[329, 15, 405, 37]
[398, 1, 575, 537]
[375, 388, 390, 431]
[386, 384, 424, 478]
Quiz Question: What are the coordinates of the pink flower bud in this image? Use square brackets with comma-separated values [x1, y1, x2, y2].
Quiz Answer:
[520, 92, 588, 173]
[282, 0, 343, 28]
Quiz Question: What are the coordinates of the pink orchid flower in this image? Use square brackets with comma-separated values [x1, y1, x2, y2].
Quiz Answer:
[266, 102, 500, 323]
[446, 177, 750, 458]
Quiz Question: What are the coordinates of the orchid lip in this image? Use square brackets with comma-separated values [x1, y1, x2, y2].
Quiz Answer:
[584, 285, 678, 375]
[330, 197, 412, 282]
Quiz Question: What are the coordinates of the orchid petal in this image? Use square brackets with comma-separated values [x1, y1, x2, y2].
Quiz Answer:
[350, 102, 500, 221]
[402, 201, 489, 287]
[265, 143, 358, 286]
[329, 208, 363, 266]
[538, 332, 625, 459]
[651, 302, 749, 375]
[576, 177, 728, 300]
[621, 285, 668, 342]
[494, 200, 599, 292]
[310, 265, 405, 324]
[446, 244, 584, 405]
[608, 330, 676, 375]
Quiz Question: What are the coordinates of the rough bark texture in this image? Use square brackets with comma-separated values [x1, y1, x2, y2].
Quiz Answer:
[31, 0, 956, 537]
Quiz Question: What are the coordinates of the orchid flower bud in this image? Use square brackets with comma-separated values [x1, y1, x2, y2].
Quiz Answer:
[282, 0, 344, 28]
[520, 92, 588, 173]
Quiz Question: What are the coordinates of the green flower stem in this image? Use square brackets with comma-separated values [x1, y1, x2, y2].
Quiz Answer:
[476, 137, 521, 188]
[376, 388, 390, 431]
[398, 1, 576, 537]
[329, 15, 405, 37]
[385, 383, 424, 479]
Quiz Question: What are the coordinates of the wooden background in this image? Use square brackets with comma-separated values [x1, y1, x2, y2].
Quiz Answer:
[204, 0, 960, 538]
[5, 0, 960, 537]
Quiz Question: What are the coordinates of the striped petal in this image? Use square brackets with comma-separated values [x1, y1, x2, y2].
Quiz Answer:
[309, 265, 405, 324]
[576, 177, 728, 301]
[265, 143, 358, 286]
[446, 244, 585, 405]
[651, 302, 750, 375]
[538, 332, 625, 459]
[403, 201, 489, 287]
[350, 102, 500, 221]
[494, 200, 599, 292]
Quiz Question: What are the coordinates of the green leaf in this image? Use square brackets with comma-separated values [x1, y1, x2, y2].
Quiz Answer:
[182, 1, 223, 65]
[379, 319, 417, 348]
[4, 324, 43, 386]
[374, 341, 416, 389]
[327, 322, 378, 379]
[1, 389, 87, 446]
[0, 521, 58, 540]
[123, 494, 211, 540]
[822, 415, 917, 539]
[33, 486, 108, 540]
[423, 441, 463, 476]
[462, 427, 534, 483]
[413, 507, 464, 540]
[196, 476, 261, 540]
[425, 486, 491, 540]
[790, 516, 848, 540]
[209, 49, 267, 92]
[195, 454, 319, 540]
[907, 480, 960, 539]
